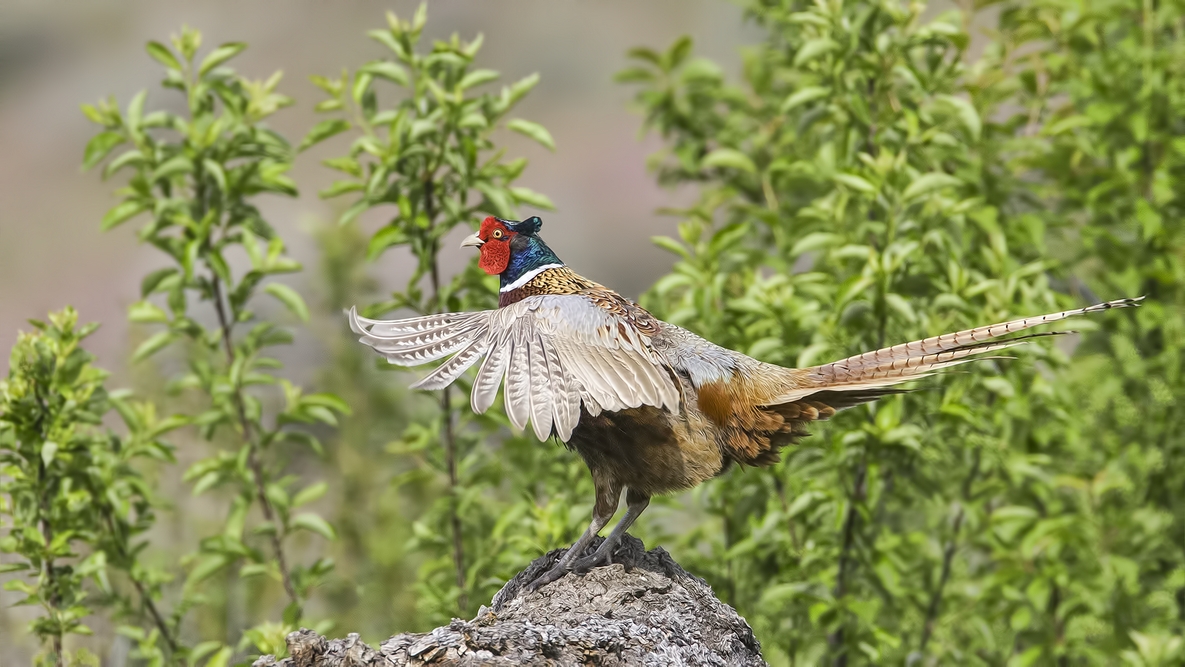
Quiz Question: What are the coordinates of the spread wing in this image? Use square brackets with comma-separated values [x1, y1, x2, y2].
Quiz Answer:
[348, 294, 680, 442]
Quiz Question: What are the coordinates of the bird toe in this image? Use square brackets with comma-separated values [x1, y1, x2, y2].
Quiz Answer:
[569, 550, 611, 574]
[525, 563, 571, 592]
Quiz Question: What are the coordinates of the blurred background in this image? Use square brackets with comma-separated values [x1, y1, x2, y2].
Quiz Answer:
[0, 0, 757, 378]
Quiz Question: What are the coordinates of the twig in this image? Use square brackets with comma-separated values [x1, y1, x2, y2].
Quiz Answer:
[211, 275, 298, 606]
[32, 389, 64, 667]
[772, 475, 801, 552]
[423, 176, 468, 613]
[828, 460, 867, 667]
[39, 461, 64, 667]
[919, 446, 981, 651]
[100, 512, 179, 654]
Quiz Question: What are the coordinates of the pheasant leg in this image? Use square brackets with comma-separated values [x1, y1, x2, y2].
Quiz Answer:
[526, 476, 622, 592]
[569, 489, 650, 573]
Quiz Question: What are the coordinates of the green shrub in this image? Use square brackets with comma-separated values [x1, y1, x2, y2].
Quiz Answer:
[1, 309, 183, 667]
[620, 0, 1179, 663]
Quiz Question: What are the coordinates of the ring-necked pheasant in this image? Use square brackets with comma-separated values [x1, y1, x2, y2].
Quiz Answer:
[348, 215, 1140, 590]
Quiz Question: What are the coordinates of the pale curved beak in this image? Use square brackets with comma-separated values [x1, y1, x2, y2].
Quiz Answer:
[460, 232, 484, 249]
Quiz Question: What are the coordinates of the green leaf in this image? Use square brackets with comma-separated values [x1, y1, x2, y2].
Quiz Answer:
[198, 42, 247, 77]
[982, 376, 1016, 398]
[366, 225, 407, 261]
[132, 331, 175, 362]
[189, 642, 224, 665]
[935, 94, 981, 141]
[292, 513, 336, 540]
[884, 293, 916, 322]
[458, 68, 500, 90]
[351, 72, 373, 104]
[614, 66, 655, 83]
[781, 86, 830, 112]
[40, 441, 58, 468]
[360, 61, 409, 86]
[202, 159, 227, 194]
[992, 506, 1038, 523]
[665, 35, 693, 70]
[201, 646, 233, 667]
[239, 563, 268, 578]
[128, 300, 170, 324]
[786, 491, 822, 518]
[188, 554, 232, 586]
[652, 236, 691, 260]
[511, 187, 555, 210]
[701, 148, 756, 174]
[146, 41, 182, 71]
[411, 2, 427, 30]
[264, 283, 309, 322]
[507, 119, 555, 151]
[302, 392, 351, 414]
[786, 11, 830, 27]
[793, 39, 838, 67]
[507, 73, 540, 104]
[83, 132, 124, 170]
[293, 482, 329, 507]
[101, 201, 148, 231]
[626, 46, 661, 65]
[126, 90, 146, 129]
[103, 149, 145, 178]
[321, 179, 365, 199]
[140, 268, 178, 297]
[339, 200, 370, 226]
[151, 155, 194, 181]
[790, 232, 843, 256]
[1043, 115, 1092, 136]
[300, 119, 351, 151]
[833, 173, 877, 193]
[902, 172, 962, 201]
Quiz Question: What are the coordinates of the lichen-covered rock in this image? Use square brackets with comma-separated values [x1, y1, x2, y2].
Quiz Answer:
[255, 535, 766, 666]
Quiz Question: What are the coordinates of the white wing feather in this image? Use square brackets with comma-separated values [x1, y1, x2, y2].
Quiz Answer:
[348, 295, 678, 441]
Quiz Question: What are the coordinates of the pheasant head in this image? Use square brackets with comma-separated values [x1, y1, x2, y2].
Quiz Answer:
[462, 216, 584, 305]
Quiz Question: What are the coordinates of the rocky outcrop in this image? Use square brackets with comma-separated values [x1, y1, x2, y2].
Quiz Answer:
[255, 535, 766, 666]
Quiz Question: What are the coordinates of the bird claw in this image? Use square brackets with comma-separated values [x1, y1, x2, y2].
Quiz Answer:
[525, 546, 615, 592]
[525, 562, 571, 592]
[568, 549, 611, 574]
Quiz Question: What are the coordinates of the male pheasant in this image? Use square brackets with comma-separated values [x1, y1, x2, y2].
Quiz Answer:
[349, 215, 1140, 589]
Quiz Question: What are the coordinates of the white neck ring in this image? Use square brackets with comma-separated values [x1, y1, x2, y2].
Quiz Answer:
[500, 263, 564, 292]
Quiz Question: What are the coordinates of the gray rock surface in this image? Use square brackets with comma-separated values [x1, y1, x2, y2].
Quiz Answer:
[255, 535, 766, 666]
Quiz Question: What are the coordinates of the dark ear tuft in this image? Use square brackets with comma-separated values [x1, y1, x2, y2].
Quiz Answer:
[525, 216, 543, 233]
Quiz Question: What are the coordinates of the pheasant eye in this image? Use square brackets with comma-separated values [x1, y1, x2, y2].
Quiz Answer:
[492, 229, 504, 239]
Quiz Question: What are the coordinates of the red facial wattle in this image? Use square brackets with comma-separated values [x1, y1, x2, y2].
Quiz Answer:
[479, 240, 510, 274]
[476, 216, 514, 275]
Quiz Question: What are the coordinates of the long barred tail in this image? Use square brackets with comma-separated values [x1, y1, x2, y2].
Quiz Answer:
[781, 297, 1142, 402]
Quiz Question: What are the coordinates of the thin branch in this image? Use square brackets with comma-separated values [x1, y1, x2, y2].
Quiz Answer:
[919, 446, 981, 651]
[423, 175, 468, 613]
[828, 459, 867, 667]
[33, 388, 64, 667]
[210, 275, 298, 606]
[772, 474, 801, 553]
[100, 512, 178, 654]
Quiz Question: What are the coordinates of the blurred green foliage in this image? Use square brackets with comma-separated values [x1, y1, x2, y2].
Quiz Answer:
[1, 0, 1183, 665]
[81, 26, 346, 665]
[618, 0, 1184, 664]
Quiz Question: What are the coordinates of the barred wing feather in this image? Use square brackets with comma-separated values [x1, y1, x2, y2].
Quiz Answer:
[348, 294, 680, 441]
